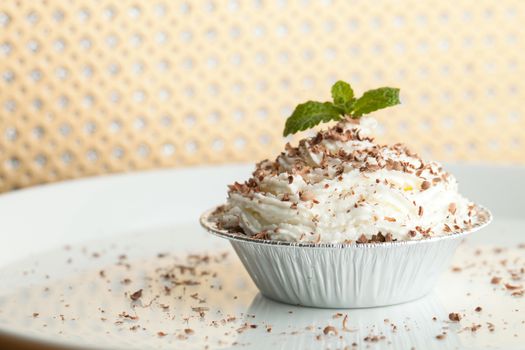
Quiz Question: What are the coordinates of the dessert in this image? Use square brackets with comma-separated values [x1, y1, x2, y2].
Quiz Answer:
[214, 81, 479, 244]
[201, 81, 491, 308]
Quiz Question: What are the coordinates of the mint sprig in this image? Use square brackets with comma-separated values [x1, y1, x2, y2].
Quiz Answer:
[283, 81, 400, 136]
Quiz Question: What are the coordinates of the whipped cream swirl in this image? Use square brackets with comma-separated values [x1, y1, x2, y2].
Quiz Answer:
[215, 117, 478, 243]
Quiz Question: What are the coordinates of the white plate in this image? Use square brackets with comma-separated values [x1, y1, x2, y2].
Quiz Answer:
[0, 164, 523, 350]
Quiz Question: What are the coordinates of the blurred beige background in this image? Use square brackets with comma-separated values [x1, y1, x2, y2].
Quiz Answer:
[1, 0, 524, 192]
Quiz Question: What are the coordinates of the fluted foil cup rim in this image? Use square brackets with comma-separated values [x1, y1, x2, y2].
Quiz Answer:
[199, 203, 492, 249]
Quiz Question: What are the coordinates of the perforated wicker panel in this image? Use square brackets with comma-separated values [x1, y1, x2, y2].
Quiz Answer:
[0, 1, 524, 191]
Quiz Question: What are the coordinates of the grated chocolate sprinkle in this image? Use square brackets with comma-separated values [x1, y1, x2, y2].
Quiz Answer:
[130, 289, 143, 301]
[323, 326, 338, 336]
[448, 312, 462, 322]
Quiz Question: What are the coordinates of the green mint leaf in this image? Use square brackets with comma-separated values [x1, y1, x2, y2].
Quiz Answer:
[352, 87, 400, 117]
[283, 101, 343, 136]
[341, 100, 356, 115]
[282, 81, 400, 136]
[331, 81, 354, 106]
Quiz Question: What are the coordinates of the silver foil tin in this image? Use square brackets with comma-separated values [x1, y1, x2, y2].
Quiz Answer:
[200, 206, 492, 308]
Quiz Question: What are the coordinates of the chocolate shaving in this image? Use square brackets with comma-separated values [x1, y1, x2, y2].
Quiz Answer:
[323, 326, 338, 335]
[252, 231, 271, 240]
[490, 277, 501, 284]
[448, 202, 457, 215]
[504, 283, 522, 290]
[469, 323, 482, 332]
[299, 191, 315, 201]
[356, 234, 368, 244]
[364, 335, 385, 342]
[130, 289, 143, 301]
[448, 312, 461, 322]
[118, 311, 138, 320]
[342, 314, 352, 332]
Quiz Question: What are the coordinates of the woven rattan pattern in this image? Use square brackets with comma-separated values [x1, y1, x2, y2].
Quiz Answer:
[1, 1, 524, 191]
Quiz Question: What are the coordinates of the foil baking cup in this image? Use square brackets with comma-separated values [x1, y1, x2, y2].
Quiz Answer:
[200, 205, 492, 308]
